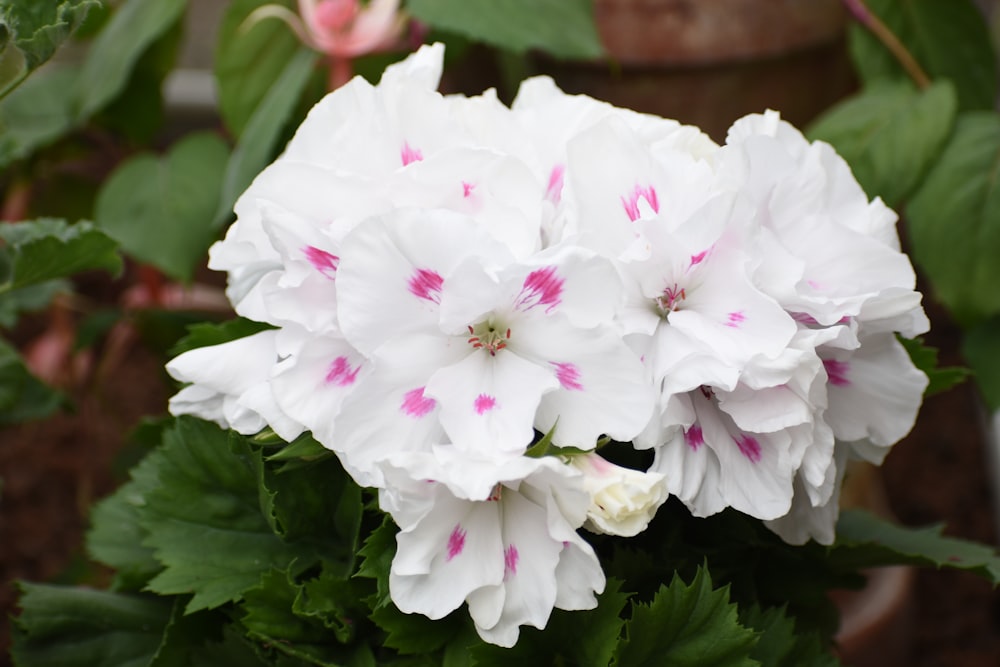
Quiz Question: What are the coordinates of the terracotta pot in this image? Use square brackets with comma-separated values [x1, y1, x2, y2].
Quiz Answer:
[534, 0, 855, 142]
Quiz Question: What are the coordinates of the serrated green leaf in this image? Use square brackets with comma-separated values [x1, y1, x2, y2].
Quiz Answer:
[215, 46, 317, 228]
[0, 218, 121, 292]
[86, 447, 164, 590]
[72, 0, 186, 119]
[0, 0, 99, 98]
[962, 316, 1000, 410]
[908, 112, 1000, 325]
[847, 0, 997, 111]
[0, 337, 63, 424]
[294, 564, 371, 643]
[408, 0, 603, 59]
[241, 568, 374, 667]
[11, 583, 172, 667]
[265, 432, 332, 462]
[215, 0, 302, 138]
[471, 579, 629, 667]
[170, 318, 276, 357]
[740, 605, 839, 667]
[614, 566, 758, 667]
[140, 418, 316, 612]
[356, 515, 398, 609]
[151, 600, 228, 667]
[832, 509, 1000, 582]
[897, 336, 969, 397]
[95, 132, 230, 282]
[806, 80, 956, 206]
[370, 603, 465, 656]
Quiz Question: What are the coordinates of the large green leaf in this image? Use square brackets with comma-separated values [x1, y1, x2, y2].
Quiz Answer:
[95, 132, 230, 282]
[962, 316, 1000, 410]
[0, 0, 99, 98]
[214, 46, 318, 228]
[740, 605, 839, 667]
[832, 509, 1000, 582]
[140, 418, 316, 612]
[0, 337, 63, 423]
[613, 566, 758, 667]
[214, 0, 302, 138]
[71, 0, 187, 119]
[470, 579, 629, 667]
[806, 80, 956, 206]
[847, 0, 997, 111]
[407, 0, 604, 59]
[0, 218, 121, 292]
[897, 336, 970, 398]
[11, 584, 172, 667]
[907, 112, 1000, 325]
[0, 64, 78, 167]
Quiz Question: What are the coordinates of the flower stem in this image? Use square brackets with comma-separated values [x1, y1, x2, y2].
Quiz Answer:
[328, 55, 354, 91]
[841, 0, 931, 89]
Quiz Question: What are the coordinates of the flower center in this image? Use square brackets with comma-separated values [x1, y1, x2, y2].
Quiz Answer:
[655, 283, 686, 317]
[467, 321, 511, 356]
[314, 0, 358, 31]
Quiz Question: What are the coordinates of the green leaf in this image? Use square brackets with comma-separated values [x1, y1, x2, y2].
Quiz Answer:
[963, 316, 1000, 410]
[897, 336, 970, 397]
[214, 46, 318, 228]
[407, 0, 604, 59]
[0, 279, 66, 328]
[0, 337, 63, 424]
[264, 432, 333, 462]
[355, 516, 398, 609]
[907, 112, 1000, 325]
[847, 0, 997, 111]
[170, 318, 276, 357]
[11, 583, 172, 667]
[0, 218, 121, 292]
[95, 132, 230, 282]
[806, 80, 956, 206]
[740, 605, 839, 667]
[0, 0, 99, 98]
[470, 579, 629, 667]
[241, 568, 376, 667]
[0, 63, 78, 166]
[370, 604, 465, 657]
[614, 566, 758, 667]
[215, 0, 303, 138]
[86, 447, 164, 590]
[832, 509, 1000, 582]
[72, 0, 187, 119]
[141, 418, 316, 612]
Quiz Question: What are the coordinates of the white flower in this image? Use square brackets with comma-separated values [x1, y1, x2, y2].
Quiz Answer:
[380, 451, 604, 648]
[569, 453, 667, 537]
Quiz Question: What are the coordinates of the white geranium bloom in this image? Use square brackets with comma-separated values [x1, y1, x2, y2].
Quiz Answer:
[166, 330, 303, 441]
[380, 452, 604, 648]
[331, 208, 653, 480]
[569, 452, 667, 537]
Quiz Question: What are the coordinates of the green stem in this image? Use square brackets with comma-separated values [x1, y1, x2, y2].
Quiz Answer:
[842, 0, 931, 89]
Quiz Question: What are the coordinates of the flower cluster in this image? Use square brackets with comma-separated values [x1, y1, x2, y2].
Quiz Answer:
[166, 44, 928, 646]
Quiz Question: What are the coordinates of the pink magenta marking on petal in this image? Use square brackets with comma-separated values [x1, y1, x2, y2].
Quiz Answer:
[621, 184, 660, 222]
[725, 311, 746, 328]
[684, 425, 704, 451]
[400, 387, 436, 418]
[408, 268, 444, 304]
[734, 434, 762, 463]
[325, 356, 360, 386]
[690, 249, 709, 267]
[545, 164, 565, 203]
[401, 141, 423, 166]
[823, 359, 851, 387]
[462, 181, 476, 198]
[503, 544, 519, 578]
[474, 393, 497, 415]
[515, 266, 564, 313]
[550, 361, 583, 391]
[303, 245, 340, 280]
[446, 524, 466, 561]
[791, 312, 820, 326]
